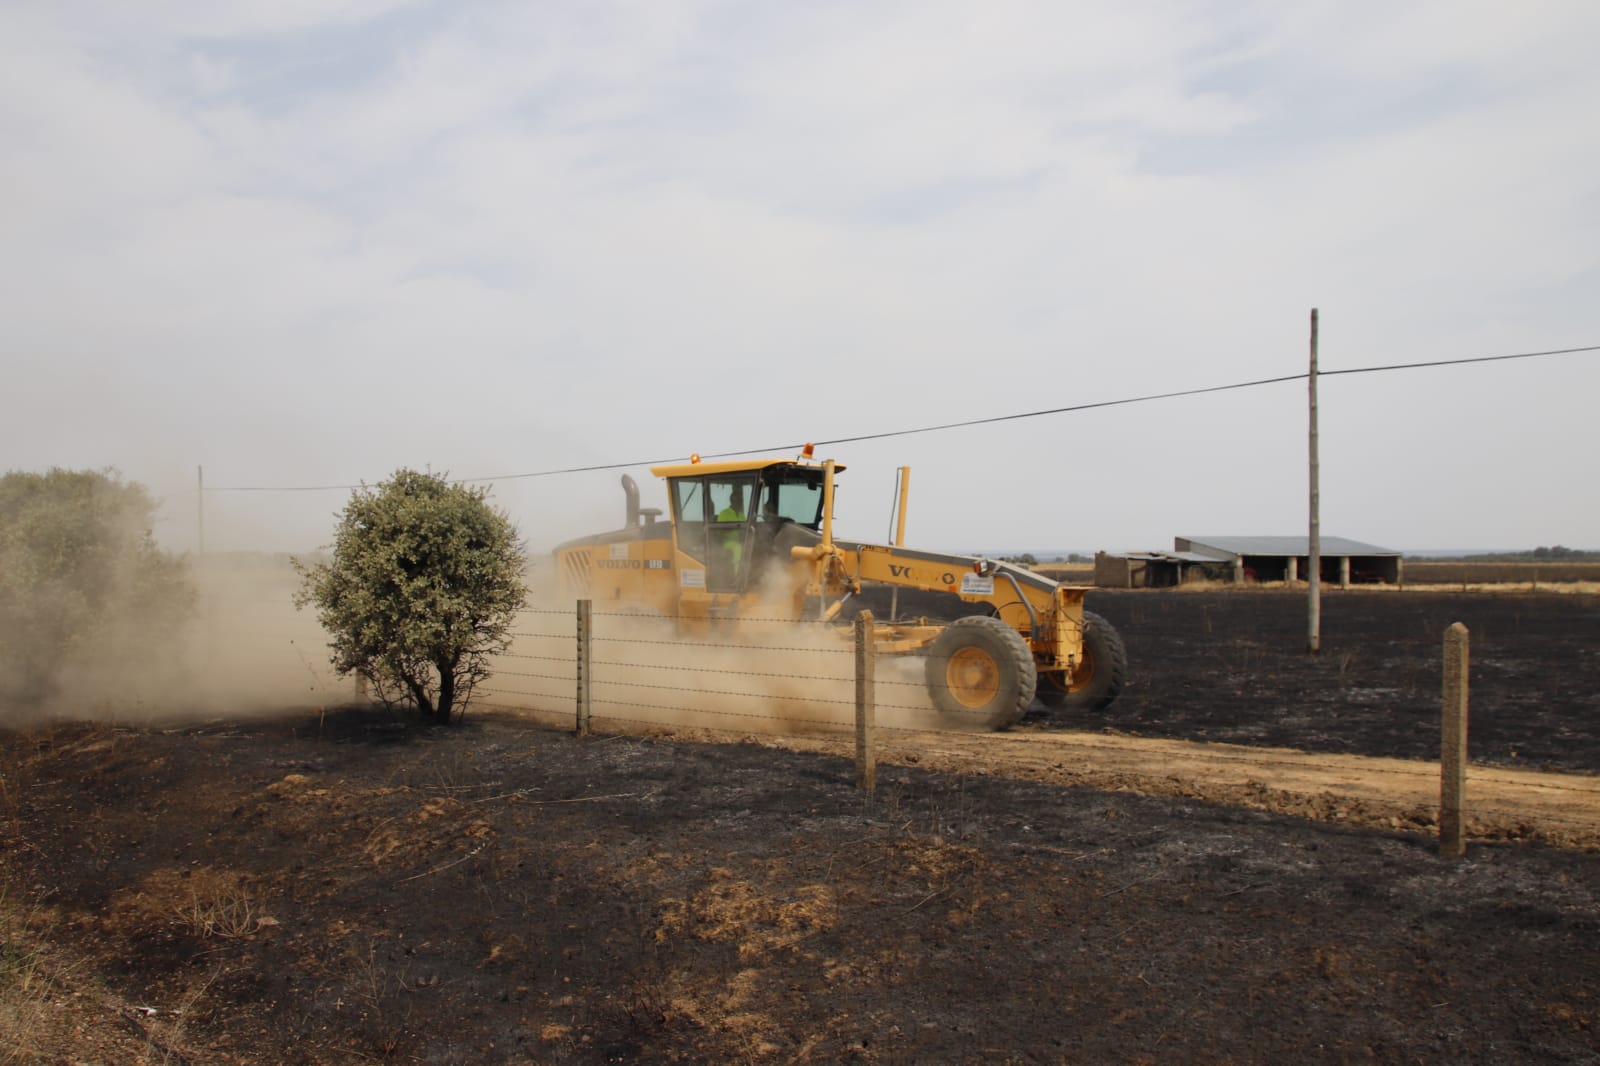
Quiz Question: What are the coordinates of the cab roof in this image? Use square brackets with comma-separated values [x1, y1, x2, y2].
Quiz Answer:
[648, 457, 844, 479]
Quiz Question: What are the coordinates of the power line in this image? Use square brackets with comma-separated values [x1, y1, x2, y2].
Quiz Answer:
[1319, 343, 1600, 377]
[203, 341, 1600, 492]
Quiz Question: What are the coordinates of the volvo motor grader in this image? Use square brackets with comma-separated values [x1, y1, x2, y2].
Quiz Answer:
[552, 449, 1126, 728]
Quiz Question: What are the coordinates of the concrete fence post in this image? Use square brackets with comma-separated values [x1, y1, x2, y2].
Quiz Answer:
[855, 610, 877, 792]
[1440, 622, 1469, 857]
[576, 599, 593, 737]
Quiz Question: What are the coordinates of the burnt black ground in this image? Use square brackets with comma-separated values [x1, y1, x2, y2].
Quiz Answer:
[3, 588, 1599, 1064]
[862, 585, 1600, 770]
[1066, 589, 1600, 771]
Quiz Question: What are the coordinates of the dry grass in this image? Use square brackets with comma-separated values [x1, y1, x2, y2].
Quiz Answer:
[100, 867, 272, 944]
[173, 881, 270, 941]
[0, 885, 53, 1066]
[1397, 580, 1600, 595]
[1, 876, 224, 1065]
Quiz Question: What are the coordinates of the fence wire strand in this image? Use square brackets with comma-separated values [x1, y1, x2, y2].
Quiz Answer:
[482, 600, 1599, 845]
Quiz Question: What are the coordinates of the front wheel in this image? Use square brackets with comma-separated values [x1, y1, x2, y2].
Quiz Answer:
[1037, 610, 1127, 712]
[924, 616, 1037, 729]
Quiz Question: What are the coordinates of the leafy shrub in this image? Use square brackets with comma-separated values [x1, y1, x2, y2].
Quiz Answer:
[294, 470, 527, 723]
[0, 468, 193, 711]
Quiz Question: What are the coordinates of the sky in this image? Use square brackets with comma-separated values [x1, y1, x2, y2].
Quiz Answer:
[3, 0, 1597, 556]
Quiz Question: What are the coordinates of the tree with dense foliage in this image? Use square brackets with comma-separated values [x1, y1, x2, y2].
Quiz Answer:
[0, 468, 193, 709]
[294, 469, 527, 723]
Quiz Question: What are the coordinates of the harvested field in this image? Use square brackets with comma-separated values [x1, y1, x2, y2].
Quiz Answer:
[2, 588, 1598, 1063]
[1038, 559, 1600, 588]
[1401, 560, 1600, 586]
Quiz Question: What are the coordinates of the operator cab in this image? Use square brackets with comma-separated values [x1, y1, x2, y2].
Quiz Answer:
[658, 461, 834, 593]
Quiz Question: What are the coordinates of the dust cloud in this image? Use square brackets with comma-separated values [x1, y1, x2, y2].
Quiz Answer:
[487, 560, 947, 737]
[3, 547, 947, 735]
[180, 553, 353, 714]
[0, 553, 343, 728]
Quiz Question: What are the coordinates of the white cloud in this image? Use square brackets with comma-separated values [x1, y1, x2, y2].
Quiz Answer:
[1, 0, 1596, 553]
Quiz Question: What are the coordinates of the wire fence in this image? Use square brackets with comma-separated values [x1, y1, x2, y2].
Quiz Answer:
[480, 605, 862, 733]
[471, 600, 1600, 849]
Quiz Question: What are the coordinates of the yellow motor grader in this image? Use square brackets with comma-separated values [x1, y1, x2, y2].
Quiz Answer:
[552, 449, 1126, 728]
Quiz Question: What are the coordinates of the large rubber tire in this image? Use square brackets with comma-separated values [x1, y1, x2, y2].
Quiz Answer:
[1037, 610, 1127, 712]
[924, 616, 1037, 729]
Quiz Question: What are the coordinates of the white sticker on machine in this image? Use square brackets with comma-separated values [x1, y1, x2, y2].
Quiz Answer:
[960, 574, 995, 596]
[609, 543, 629, 561]
[680, 569, 705, 588]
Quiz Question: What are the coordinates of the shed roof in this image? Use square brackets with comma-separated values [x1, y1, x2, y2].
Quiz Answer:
[1109, 551, 1231, 564]
[1178, 536, 1400, 558]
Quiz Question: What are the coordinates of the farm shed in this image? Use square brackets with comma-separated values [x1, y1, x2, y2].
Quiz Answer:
[1174, 536, 1403, 587]
[1095, 537, 1403, 588]
[1094, 550, 1234, 588]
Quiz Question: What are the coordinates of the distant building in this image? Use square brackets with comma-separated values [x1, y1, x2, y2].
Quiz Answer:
[1092, 550, 1232, 588]
[1096, 536, 1403, 588]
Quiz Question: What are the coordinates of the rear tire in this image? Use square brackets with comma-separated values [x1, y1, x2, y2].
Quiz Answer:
[925, 616, 1037, 729]
[1037, 610, 1127, 711]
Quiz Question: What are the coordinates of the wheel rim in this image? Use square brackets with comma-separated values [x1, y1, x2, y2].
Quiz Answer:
[945, 646, 1001, 708]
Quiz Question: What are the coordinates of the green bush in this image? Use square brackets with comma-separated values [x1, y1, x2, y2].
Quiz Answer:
[0, 468, 194, 711]
[294, 470, 527, 723]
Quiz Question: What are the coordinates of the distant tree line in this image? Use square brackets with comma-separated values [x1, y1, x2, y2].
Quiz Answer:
[992, 552, 1092, 567]
[1408, 546, 1600, 563]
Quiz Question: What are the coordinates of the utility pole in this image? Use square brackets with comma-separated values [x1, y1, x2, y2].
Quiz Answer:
[197, 465, 205, 555]
[1308, 309, 1321, 653]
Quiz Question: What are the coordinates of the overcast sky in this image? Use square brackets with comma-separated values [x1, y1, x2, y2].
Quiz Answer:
[4, 1, 1597, 556]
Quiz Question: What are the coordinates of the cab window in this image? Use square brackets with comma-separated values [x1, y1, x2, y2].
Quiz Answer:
[672, 479, 708, 563]
[671, 475, 757, 583]
[757, 469, 825, 529]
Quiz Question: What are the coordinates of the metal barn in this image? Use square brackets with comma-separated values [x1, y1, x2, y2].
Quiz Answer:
[1095, 537, 1403, 587]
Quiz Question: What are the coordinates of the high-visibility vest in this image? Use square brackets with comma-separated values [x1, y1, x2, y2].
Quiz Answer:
[716, 506, 744, 568]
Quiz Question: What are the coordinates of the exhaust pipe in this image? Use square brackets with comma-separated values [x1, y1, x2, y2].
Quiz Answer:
[621, 474, 641, 527]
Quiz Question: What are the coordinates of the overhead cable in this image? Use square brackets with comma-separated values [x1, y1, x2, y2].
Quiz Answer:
[203, 341, 1600, 492]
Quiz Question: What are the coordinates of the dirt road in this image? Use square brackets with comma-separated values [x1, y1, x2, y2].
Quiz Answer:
[757, 725, 1600, 851]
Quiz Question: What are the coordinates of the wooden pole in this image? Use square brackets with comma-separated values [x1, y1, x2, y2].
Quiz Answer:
[576, 599, 592, 737]
[855, 610, 877, 792]
[1440, 623, 1469, 857]
[889, 468, 910, 621]
[1308, 308, 1321, 653]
